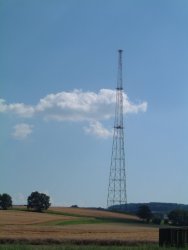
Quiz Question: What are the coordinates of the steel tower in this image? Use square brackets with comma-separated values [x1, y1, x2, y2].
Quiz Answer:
[107, 50, 127, 208]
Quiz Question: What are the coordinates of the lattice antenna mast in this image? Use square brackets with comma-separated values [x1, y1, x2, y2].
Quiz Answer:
[107, 50, 127, 208]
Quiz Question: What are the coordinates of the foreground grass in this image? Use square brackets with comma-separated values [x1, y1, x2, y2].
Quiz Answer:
[0, 245, 188, 250]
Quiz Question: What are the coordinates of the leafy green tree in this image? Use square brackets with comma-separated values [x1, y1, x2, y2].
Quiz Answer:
[137, 204, 153, 222]
[27, 191, 51, 212]
[0, 193, 12, 210]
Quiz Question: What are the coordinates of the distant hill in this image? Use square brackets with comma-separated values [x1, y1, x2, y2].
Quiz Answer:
[110, 202, 188, 214]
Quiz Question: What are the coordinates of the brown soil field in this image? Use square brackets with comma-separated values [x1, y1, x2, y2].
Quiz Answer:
[0, 208, 158, 245]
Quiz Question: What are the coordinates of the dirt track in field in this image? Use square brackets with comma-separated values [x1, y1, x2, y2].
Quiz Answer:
[0, 208, 158, 244]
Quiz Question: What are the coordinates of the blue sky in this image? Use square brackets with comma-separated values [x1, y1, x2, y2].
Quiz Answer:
[1, 0, 188, 207]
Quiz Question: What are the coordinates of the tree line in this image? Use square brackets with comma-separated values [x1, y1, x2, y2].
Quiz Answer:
[137, 204, 188, 226]
[0, 191, 50, 212]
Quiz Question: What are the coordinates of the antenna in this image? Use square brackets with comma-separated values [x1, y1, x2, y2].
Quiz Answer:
[107, 50, 127, 208]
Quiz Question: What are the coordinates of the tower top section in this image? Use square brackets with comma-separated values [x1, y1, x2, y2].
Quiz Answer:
[117, 49, 123, 91]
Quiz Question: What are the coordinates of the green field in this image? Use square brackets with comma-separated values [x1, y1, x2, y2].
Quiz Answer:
[0, 245, 187, 250]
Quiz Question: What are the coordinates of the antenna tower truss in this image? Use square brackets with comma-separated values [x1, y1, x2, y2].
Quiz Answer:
[107, 50, 127, 208]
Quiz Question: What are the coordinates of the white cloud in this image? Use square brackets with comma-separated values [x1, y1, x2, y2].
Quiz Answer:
[9, 103, 35, 117]
[84, 121, 113, 138]
[36, 89, 147, 121]
[0, 89, 147, 121]
[0, 99, 34, 117]
[12, 123, 34, 140]
[0, 99, 7, 112]
[1, 89, 148, 139]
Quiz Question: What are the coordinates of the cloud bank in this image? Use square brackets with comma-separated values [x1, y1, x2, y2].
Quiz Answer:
[0, 89, 147, 138]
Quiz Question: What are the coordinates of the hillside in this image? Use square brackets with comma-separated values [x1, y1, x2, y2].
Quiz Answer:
[111, 202, 188, 214]
[0, 207, 158, 245]
[50, 206, 139, 220]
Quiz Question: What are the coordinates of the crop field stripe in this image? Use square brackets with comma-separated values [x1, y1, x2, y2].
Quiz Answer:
[42, 218, 105, 226]
[46, 210, 86, 218]
[12, 208, 97, 220]
[45, 211, 144, 226]
[11, 208, 82, 218]
[0, 245, 187, 250]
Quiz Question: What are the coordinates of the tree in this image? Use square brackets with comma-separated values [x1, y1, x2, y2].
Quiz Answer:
[27, 191, 51, 212]
[137, 205, 153, 222]
[168, 209, 188, 226]
[0, 193, 12, 210]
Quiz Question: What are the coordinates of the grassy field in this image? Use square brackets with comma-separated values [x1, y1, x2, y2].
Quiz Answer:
[0, 207, 158, 245]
